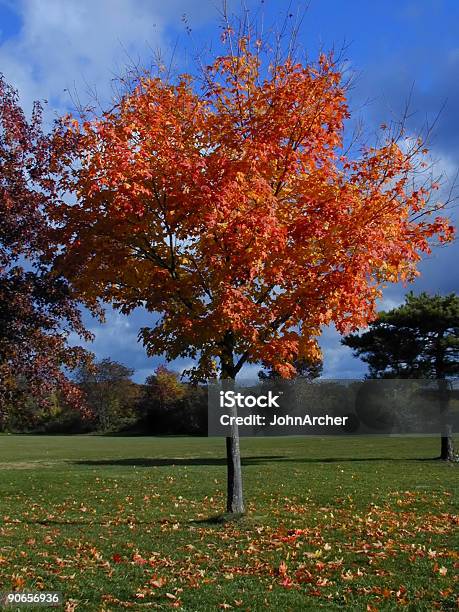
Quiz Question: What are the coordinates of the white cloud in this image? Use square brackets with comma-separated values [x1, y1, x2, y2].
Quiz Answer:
[0, 0, 233, 115]
[0, 0, 170, 113]
[377, 296, 403, 312]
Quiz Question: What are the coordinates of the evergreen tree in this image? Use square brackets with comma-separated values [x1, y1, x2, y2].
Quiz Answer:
[343, 292, 459, 460]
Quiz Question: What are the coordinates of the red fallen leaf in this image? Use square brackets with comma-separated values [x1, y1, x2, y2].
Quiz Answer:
[150, 577, 167, 588]
[315, 561, 326, 571]
[288, 529, 308, 536]
[278, 535, 299, 543]
[295, 569, 314, 583]
[12, 575, 25, 589]
[112, 553, 123, 563]
[278, 561, 288, 576]
[133, 553, 147, 565]
[281, 576, 293, 588]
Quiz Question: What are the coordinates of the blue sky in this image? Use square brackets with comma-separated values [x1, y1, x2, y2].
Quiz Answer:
[1, 0, 458, 381]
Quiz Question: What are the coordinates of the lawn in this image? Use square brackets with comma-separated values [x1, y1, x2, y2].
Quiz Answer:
[0, 435, 457, 611]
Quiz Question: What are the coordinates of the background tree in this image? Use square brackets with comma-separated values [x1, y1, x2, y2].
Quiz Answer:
[0, 75, 92, 428]
[75, 358, 138, 431]
[138, 366, 185, 434]
[53, 23, 454, 512]
[145, 366, 186, 410]
[138, 366, 206, 435]
[342, 292, 459, 460]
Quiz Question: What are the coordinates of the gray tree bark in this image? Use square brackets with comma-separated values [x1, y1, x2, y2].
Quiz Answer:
[436, 372, 455, 462]
[440, 424, 455, 461]
[220, 332, 244, 514]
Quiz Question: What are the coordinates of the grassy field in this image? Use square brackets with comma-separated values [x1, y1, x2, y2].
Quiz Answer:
[0, 435, 457, 611]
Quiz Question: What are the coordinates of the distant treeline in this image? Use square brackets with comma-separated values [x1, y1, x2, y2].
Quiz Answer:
[2, 361, 208, 435]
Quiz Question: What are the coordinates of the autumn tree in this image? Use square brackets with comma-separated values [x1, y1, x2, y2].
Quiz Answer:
[139, 365, 194, 434]
[145, 366, 186, 410]
[343, 292, 459, 460]
[52, 25, 454, 512]
[75, 358, 138, 431]
[0, 75, 92, 428]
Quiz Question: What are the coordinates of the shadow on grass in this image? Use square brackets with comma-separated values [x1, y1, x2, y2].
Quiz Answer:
[190, 512, 248, 526]
[71, 455, 440, 467]
[5, 515, 248, 528]
[13, 513, 255, 528]
[72, 456, 283, 467]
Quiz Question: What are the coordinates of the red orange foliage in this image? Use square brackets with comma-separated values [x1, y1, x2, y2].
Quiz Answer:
[0, 76, 92, 419]
[53, 37, 454, 379]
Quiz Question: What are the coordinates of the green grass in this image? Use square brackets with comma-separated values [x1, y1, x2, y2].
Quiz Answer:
[0, 435, 457, 611]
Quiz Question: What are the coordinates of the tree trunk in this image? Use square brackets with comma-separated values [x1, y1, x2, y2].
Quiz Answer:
[437, 378, 455, 461]
[226, 423, 244, 513]
[221, 332, 245, 514]
[440, 424, 455, 461]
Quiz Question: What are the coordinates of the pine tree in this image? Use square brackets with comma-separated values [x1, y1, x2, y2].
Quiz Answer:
[343, 292, 459, 460]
